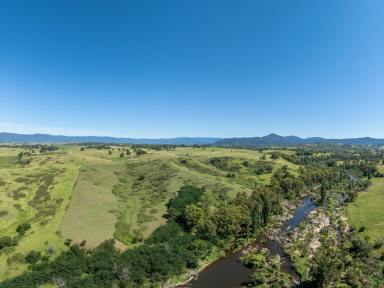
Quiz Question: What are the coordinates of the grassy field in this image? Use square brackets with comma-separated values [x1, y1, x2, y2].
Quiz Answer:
[60, 163, 123, 248]
[347, 177, 384, 243]
[0, 147, 79, 280]
[0, 145, 298, 280]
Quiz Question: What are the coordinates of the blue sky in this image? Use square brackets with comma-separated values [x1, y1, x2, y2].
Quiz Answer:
[0, 0, 383, 138]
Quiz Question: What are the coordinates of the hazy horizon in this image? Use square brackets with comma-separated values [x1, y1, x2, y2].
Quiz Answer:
[1, 130, 384, 140]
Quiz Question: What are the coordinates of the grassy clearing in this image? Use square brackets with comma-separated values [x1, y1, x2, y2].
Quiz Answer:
[60, 163, 123, 248]
[347, 177, 384, 243]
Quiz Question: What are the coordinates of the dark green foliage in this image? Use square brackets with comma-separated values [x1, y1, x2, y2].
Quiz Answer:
[210, 157, 241, 172]
[213, 203, 249, 237]
[358, 225, 366, 233]
[16, 223, 31, 235]
[38, 145, 58, 153]
[64, 238, 72, 246]
[145, 221, 183, 244]
[209, 157, 273, 175]
[242, 249, 292, 287]
[166, 185, 204, 225]
[320, 184, 327, 205]
[252, 161, 273, 175]
[25, 251, 41, 264]
[309, 235, 383, 287]
[271, 165, 305, 199]
[134, 148, 147, 155]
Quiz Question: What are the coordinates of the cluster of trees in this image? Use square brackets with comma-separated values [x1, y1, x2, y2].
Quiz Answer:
[78, 143, 113, 150]
[209, 157, 274, 176]
[306, 232, 384, 287]
[16, 151, 31, 165]
[0, 222, 31, 251]
[132, 148, 147, 156]
[280, 146, 384, 168]
[270, 166, 306, 200]
[167, 184, 284, 243]
[38, 145, 59, 153]
[241, 249, 292, 287]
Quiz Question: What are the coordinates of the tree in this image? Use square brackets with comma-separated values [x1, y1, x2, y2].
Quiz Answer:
[25, 250, 41, 264]
[185, 203, 205, 232]
[320, 184, 326, 205]
[213, 203, 250, 238]
[16, 223, 31, 235]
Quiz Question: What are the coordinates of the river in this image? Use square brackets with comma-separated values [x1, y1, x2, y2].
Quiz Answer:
[188, 197, 315, 288]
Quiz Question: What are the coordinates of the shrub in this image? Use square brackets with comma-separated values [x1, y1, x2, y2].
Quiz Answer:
[0, 236, 16, 250]
[25, 250, 41, 264]
[16, 223, 31, 235]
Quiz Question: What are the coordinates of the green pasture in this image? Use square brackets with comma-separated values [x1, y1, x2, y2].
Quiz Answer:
[347, 177, 384, 244]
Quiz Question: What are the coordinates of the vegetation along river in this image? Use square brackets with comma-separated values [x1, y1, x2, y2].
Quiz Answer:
[189, 197, 315, 288]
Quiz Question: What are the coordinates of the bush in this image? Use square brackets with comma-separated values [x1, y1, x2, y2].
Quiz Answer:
[373, 239, 383, 250]
[16, 223, 31, 235]
[358, 226, 366, 233]
[64, 238, 72, 246]
[0, 236, 16, 250]
[25, 250, 41, 264]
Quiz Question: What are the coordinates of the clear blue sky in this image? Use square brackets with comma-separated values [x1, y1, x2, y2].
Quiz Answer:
[1, 0, 383, 138]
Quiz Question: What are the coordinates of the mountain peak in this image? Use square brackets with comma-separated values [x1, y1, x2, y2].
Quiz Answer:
[265, 133, 281, 137]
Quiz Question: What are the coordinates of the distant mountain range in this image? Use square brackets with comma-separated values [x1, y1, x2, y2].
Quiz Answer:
[0, 132, 221, 145]
[215, 133, 384, 147]
[1, 132, 384, 147]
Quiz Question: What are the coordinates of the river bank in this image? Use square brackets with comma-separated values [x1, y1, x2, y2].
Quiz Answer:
[172, 195, 314, 288]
